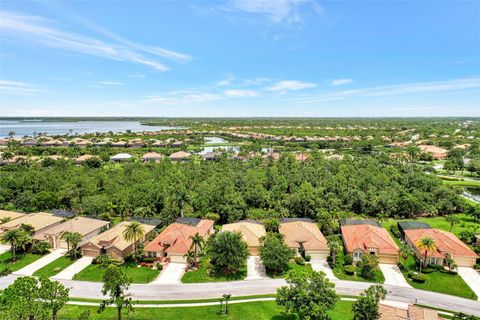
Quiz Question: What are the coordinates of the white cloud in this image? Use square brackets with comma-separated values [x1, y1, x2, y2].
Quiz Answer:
[298, 77, 480, 103]
[0, 11, 190, 72]
[228, 0, 322, 24]
[266, 80, 316, 91]
[331, 78, 353, 86]
[218, 74, 236, 87]
[97, 81, 123, 86]
[0, 79, 43, 96]
[143, 92, 223, 105]
[224, 89, 258, 97]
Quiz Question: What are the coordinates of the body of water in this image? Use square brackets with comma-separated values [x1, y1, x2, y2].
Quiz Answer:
[0, 120, 175, 137]
[464, 187, 480, 203]
[204, 136, 228, 144]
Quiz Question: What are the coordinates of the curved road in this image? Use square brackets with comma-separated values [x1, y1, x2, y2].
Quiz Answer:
[0, 275, 479, 316]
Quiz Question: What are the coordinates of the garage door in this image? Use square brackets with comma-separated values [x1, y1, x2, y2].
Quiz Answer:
[307, 251, 329, 260]
[57, 240, 68, 249]
[169, 254, 186, 263]
[455, 258, 475, 268]
[379, 255, 398, 264]
[82, 249, 99, 257]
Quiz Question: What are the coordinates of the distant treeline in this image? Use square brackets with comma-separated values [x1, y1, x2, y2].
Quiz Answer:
[0, 153, 467, 225]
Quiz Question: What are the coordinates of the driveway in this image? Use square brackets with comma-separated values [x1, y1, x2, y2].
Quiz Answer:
[311, 260, 337, 280]
[151, 263, 186, 284]
[458, 267, 480, 301]
[0, 245, 10, 255]
[52, 256, 94, 280]
[246, 256, 267, 280]
[14, 249, 67, 276]
[379, 264, 411, 288]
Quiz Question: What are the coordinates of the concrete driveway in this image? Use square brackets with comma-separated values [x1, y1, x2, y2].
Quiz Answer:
[311, 260, 337, 280]
[246, 256, 267, 280]
[380, 264, 411, 288]
[14, 249, 67, 276]
[458, 267, 480, 301]
[151, 263, 186, 284]
[0, 245, 10, 255]
[52, 256, 94, 280]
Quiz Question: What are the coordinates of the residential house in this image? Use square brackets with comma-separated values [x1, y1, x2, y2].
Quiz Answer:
[340, 223, 399, 264]
[418, 145, 448, 160]
[404, 228, 478, 268]
[279, 218, 329, 260]
[0, 210, 26, 223]
[75, 154, 95, 164]
[145, 218, 214, 263]
[80, 221, 155, 259]
[142, 152, 163, 162]
[169, 151, 191, 162]
[379, 304, 440, 320]
[200, 151, 219, 161]
[222, 220, 266, 255]
[33, 217, 110, 250]
[0, 212, 64, 235]
[110, 153, 132, 162]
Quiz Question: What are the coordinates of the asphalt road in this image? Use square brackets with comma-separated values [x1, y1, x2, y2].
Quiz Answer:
[0, 275, 479, 315]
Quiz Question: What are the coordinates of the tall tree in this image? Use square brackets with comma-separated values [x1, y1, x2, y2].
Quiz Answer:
[208, 231, 248, 275]
[416, 236, 437, 273]
[62, 231, 82, 259]
[38, 277, 70, 320]
[259, 233, 293, 275]
[0, 229, 30, 262]
[98, 265, 133, 320]
[328, 239, 343, 266]
[399, 244, 414, 266]
[352, 285, 387, 320]
[122, 221, 145, 261]
[189, 232, 205, 255]
[276, 271, 339, 320]
[445, 215, 460, 232]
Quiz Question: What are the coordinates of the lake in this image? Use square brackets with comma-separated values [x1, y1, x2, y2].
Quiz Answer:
[0, 120, 176, 137]
[464, 187, 480, 203]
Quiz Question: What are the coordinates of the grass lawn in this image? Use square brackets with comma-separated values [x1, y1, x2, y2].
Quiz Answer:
[442, 178, 480, 188]
[331, 251, 385, 284]
[73, 262, 160, 284]
[267, 261, 313, 278]
[58, 300, 355, 320]
[0, 251, 44, 272]
[382, 213, 479, 239]
[181, 256, 247, 283]
[33, 255, 76, 278]
[400, 256, 477, 300]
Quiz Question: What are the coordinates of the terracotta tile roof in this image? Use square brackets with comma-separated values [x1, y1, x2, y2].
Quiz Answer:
[0, 212, 63, 232]
[404, 228, 478, 259]
[222, 220, 266, 247]
[142, 152, 163, 160]
[379, 304, 440, 320]
[145, 219, 214, 255]
[33, 217, 109, 241]
[341, 224, 399, 255]
[84, 221, 154, 251]
[279, 220, 328, 251]
[169, 151, 191, 160]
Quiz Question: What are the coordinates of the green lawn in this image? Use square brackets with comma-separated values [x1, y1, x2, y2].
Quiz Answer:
[58, 300, 355, 320]
[382, 213, 479, 239]
[442, 178, 480, 188]
[33, 255, 76, 278]
[181, 256, 247, 283]
[331, 251, 385, 284]
[0, 252, 44, 272]
[73, 262, 160, 284]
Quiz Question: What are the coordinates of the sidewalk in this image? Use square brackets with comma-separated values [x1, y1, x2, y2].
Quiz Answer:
[14, 249, 67, 276]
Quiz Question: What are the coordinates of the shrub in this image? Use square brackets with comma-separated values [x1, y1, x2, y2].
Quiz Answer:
[326, 255, 333, 263]
[31, 241, 51, 255]
[344, 265, 356, 275]
[142, 257, 154, 263]
[358, 254, 379, 280]
[98, 212, 113, 222]
[92, 254, 110, 265]
[263, 218, 280, 233]
[156, 263, 163, 271]
[343, 254, 353, 266]
[123, 253, 134, 263]
[407, 270, 414, 278]
[422, 268, 434, 274]
[412, 274, 427, 283]
[0, 267, 12, 277]
[294, 256, 305, 266]
[304, 255, 311, 262]
[110, 258, 123, 266]
[428, 264, 444, 271]
[390, 225, 401, 238]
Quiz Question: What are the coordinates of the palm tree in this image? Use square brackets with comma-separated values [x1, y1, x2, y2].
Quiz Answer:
[445, 215, 460, 232]
[172, 188, 190, 218]
[0, 229, 29, 262]
[189, 233, 205, 255]
[66, 232, 82, 259]
[416, 236, 437, 273]
[184, 250, 197, 269]
[399, 244, 414, 266]
[61, 231, 73, 252]
[328, 240, 342, 266]
[223, 294, 232, 314]
[122, 222, 145, 261]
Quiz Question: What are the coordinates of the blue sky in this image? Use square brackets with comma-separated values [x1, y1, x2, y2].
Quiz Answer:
[0, 0, 479, 117]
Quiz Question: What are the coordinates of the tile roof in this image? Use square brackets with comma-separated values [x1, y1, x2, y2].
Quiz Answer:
[145, 219, 214, 255]
[404, 228, 478, 259]
[279, 220, 328, 251]
[33, 217, 109, 241]
[341, 224, 399, 255]
[0, 210, 26, 221]
[84, 221, 155, 251]
[0, 212, 63, 232]
[222, 220, 266, 247]
[379, 304, 440, 320]
[169, 151, 191, 160]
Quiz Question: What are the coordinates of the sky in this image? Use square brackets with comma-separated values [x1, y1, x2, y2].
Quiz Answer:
[0, 0, 479, 117]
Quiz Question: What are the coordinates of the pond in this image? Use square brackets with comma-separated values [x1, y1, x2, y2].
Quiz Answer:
[204, 136, 228, 144]
[464, 187, 480, 203]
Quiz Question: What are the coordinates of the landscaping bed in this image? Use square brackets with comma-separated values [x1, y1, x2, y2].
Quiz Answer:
[331, 251, 385, 283]
[33, 255, 77, 278]
[181, 256, 247, 283]
[73, 261, 160, 283]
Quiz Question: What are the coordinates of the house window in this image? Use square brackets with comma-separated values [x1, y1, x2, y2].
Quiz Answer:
[354, 251, 363, 260]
